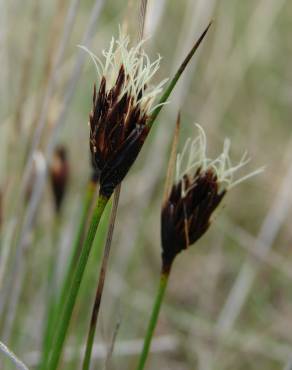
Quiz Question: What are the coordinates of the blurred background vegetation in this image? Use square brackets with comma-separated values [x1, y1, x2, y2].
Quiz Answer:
[1, 0, 292, 369]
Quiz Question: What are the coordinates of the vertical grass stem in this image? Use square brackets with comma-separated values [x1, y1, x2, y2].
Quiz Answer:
[136, 272, 170, 370]
[81, 186, 121, 370]
[40, 180, 96, 369]
[47, 193, 108, 370]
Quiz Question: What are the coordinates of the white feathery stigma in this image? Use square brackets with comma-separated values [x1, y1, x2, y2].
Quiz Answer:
[176, 124, 264, 197]
[78, 28, 168, 115]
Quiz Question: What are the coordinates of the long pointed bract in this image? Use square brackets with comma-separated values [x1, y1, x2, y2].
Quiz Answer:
[148, 21, 212, 128]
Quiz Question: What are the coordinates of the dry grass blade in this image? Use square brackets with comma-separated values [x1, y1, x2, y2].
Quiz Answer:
[199, 0, 288, 129]
[134, 289, 292, 363]
[13, 0, 39, 133]
[20, 0, 81, 199]
[1, 153, 46, 342]
[0, 220, 15, 289]
[219, 220, 292, 280]
[93, 186, 121, 321]
[216, 153, 292, 336]
[0, 340, 29, 370]
[0, 0, 81, 325]
[104, 318, 121, 370]
[138, 0, 148, 40]
[24, 336, 178, 366]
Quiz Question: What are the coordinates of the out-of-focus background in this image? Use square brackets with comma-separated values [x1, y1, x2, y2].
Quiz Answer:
[1, 0, 292, 369]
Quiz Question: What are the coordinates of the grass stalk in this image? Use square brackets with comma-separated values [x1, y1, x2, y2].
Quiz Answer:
[0, 340, 29, 370]
[70, 195, 112, 369]
[40, 181, 96, 369]
[81, 186, 121, 370]
[40, 213, 61, 365]
[55, 180, 97, 312]
[47, 193, 109, 370]
[136, 271, 170, 370]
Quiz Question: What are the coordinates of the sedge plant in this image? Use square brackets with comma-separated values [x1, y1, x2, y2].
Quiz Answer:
[135, 116, 264, 370]
[47, 23, 212, 370]
[81, 6, 148, 368]
[80, 23, 214, 370]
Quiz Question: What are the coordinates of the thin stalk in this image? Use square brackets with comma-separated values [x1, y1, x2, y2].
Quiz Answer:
[13, 0, 39, 133]
[39, 214, 61, 370]
[41, 293, 57, 370]
[40, 180, 96, 370]
[136, 272, 170, 370]
[81, 186, 121, 370]
[104, 319, 121, 370]
[56, 180, 97, 312]
[0, 340, 29, 370]
[47, 194, 109, 370]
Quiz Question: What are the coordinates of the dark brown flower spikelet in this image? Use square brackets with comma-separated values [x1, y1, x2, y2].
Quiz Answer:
[50, 145, 69, 213]
[90, 157, 100, 184]
[89, 65, 150, 198]
[161, 168, 226, 273]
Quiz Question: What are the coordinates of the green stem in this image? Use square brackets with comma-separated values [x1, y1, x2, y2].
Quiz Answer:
[41, 181, 96, 370]
[39, 214, 61, 370]
[136, 272, 170, 370]
[47, 193, 109, 370]
[55, 181, 96, 318]
[41, 288, 58, 370]
[81, 186, 121, 370]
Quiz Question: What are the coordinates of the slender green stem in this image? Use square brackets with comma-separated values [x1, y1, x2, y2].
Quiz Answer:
[55, 181, 96, 318]
[71, 196, 112, 368]
[136, 272, 170, 370]
[47, 194, 109, 370]
[39, 214, 61, 370]
[40, 181, 96, 370]
[82, 186, 121, 370]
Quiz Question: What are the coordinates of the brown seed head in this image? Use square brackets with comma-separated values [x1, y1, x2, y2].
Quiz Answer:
[161, 123, 264, 273]
[81, 32, 167, 198]
[50, 145, 69, 213]
[89, 67, 149, 197]
[161, 168, 225, 273]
